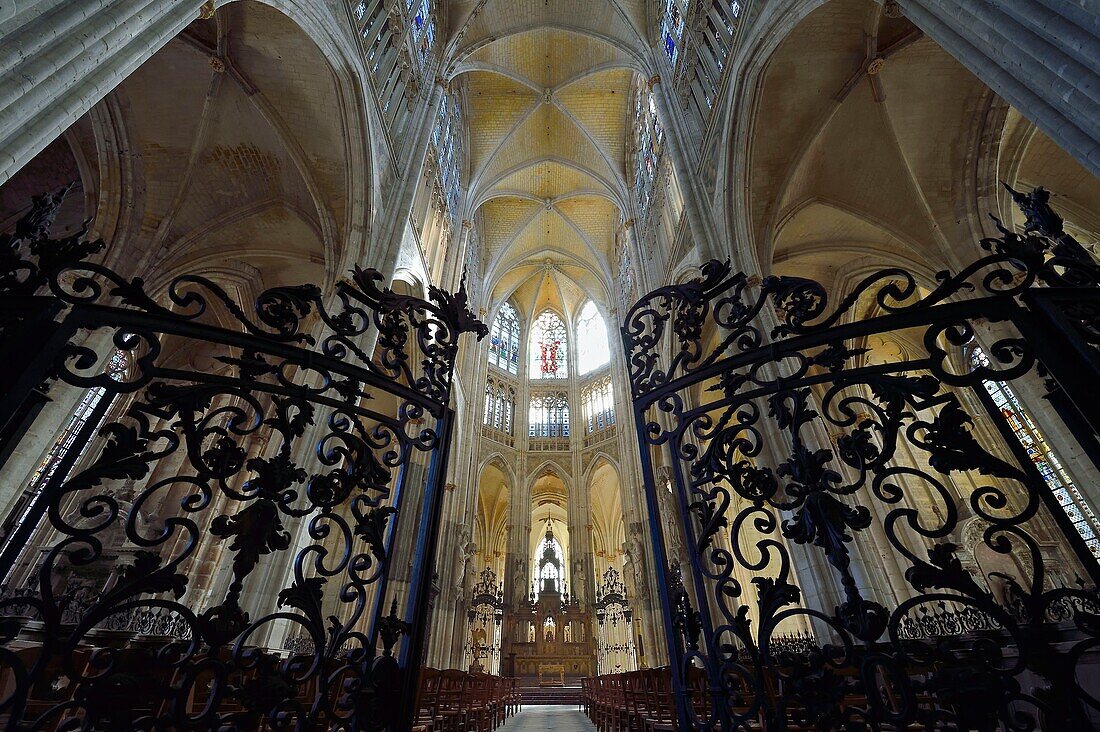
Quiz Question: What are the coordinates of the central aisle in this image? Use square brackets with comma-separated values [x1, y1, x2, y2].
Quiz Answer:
[498, 705, 596, 731]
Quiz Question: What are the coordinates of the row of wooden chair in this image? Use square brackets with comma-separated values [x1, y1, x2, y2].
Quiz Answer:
[582, 667, 694, 732]
[583, 663, 954, 731]
[415, 668, 520, 732]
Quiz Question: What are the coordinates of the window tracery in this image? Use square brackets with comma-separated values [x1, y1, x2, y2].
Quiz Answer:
[661, 0, 687, 66]
[410, 0, 436, 72]
[488, 302, 520, 374]
[534, 517, 566, 599]
[7, 350, 130, 541]
[26, 350, 129, 492]
[530, 310, 568, 380]
[576, 301, 610, 375]
[529, 392, 570, 439]
[581, 377, 616, 434]
[971, 347, 1100, 557]
[483, 377, 515, 435]
[632, 89, 664, 219]
[432, 89, 463, 223]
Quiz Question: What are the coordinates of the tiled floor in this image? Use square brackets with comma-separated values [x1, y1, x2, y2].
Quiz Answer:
[497, 705, 595, 730]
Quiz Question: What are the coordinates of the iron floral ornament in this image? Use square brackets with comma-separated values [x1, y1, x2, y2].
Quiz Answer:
[0, 186, 484, 731]
[621, 185, 1100, 731]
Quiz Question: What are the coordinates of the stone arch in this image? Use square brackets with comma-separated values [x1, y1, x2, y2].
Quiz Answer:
[525, 459, 573, 496]
[55, 0, 376, 294]
[957, 516, 1036, 604]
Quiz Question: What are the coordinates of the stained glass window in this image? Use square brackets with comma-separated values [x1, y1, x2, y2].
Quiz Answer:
[530, 310, 568, 379]
[5, 350, 130, 541]
[433, 90, 463, 223]
[411, 0, 436, 72]
[632, 89, 664, 217]
[488, 302, 520, 373]
[529, 392, 570, 438]
[661, 0, 687, 66]
[483, 378, 515, 435]
[581, 377, 616, 434]
[971, 347, 1100, 558]
[576, 301, 610, 375]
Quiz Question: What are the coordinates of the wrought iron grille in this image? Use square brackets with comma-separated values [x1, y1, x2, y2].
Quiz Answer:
[0, 187, 485, 730]
[621, 186, 1100, 731]
[594, 567, 637, 674]
[464, 565, 504, 674]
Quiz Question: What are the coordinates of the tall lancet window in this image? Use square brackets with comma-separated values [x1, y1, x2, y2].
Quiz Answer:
[432, 90, 463, 222]
[576, 301, 610, 375]
[633, 90, 664, 217]
[5, 350, 130, 541]
[26, 350, 130, 492]
[530, 310, 568, 379]
[971, 347, 1100, 557]
[411, 0, 436, 72]
[488, 302, 520, 374]
[661, 0, 687, 66]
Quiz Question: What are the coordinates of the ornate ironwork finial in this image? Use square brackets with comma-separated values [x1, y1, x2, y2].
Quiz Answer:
[378, 597, 410, 657]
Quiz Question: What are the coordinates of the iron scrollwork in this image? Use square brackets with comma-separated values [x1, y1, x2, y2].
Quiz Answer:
[0, 186, 485, 730]
[621, 187, 1100, 730]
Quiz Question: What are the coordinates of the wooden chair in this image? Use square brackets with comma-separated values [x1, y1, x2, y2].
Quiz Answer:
[436, 669, 468, 732]
[414, 666, 441, 732]
[464, 672, 494, 732]
[644, 667, 677, 732]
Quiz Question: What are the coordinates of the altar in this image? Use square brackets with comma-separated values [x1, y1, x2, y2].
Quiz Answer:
[500, 520, 596, 680]
[538, 664, 566, 687]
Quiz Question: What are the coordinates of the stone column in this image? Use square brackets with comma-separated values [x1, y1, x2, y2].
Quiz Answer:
[441, 219, 473, 292]
[897, 0, 1100, 176]
[648, 74, 723, 262]
[0, 0, 209, 184]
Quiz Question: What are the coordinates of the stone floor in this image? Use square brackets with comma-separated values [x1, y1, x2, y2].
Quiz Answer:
[497, 704, 595, 731]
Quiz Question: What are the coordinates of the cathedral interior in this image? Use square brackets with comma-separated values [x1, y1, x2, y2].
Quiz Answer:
[1, 0, 1100, 730]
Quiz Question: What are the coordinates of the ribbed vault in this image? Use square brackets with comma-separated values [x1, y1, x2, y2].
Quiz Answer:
[447, 4, 647, 316]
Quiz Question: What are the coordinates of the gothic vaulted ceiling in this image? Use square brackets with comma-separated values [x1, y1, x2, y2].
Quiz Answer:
[445, 1, 650, 322]
[746, 0, 1100, 294]
[91, 2, 359, 301]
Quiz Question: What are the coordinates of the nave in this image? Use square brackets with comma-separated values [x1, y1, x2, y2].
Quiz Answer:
[0, 0, 1099, 730]
[496, 706, 595, 732]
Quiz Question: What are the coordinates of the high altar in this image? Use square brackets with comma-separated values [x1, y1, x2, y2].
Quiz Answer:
[501, 520, 596, 681]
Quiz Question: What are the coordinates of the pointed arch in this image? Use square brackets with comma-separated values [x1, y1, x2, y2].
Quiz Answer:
[575, 299, 611, 375]
[529, 309, 569, 379]
[487, 300, 522, 374]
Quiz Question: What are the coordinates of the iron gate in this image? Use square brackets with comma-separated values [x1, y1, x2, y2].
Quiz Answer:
[0, 187, 485, 730]
[621, 187, 1100, 731]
